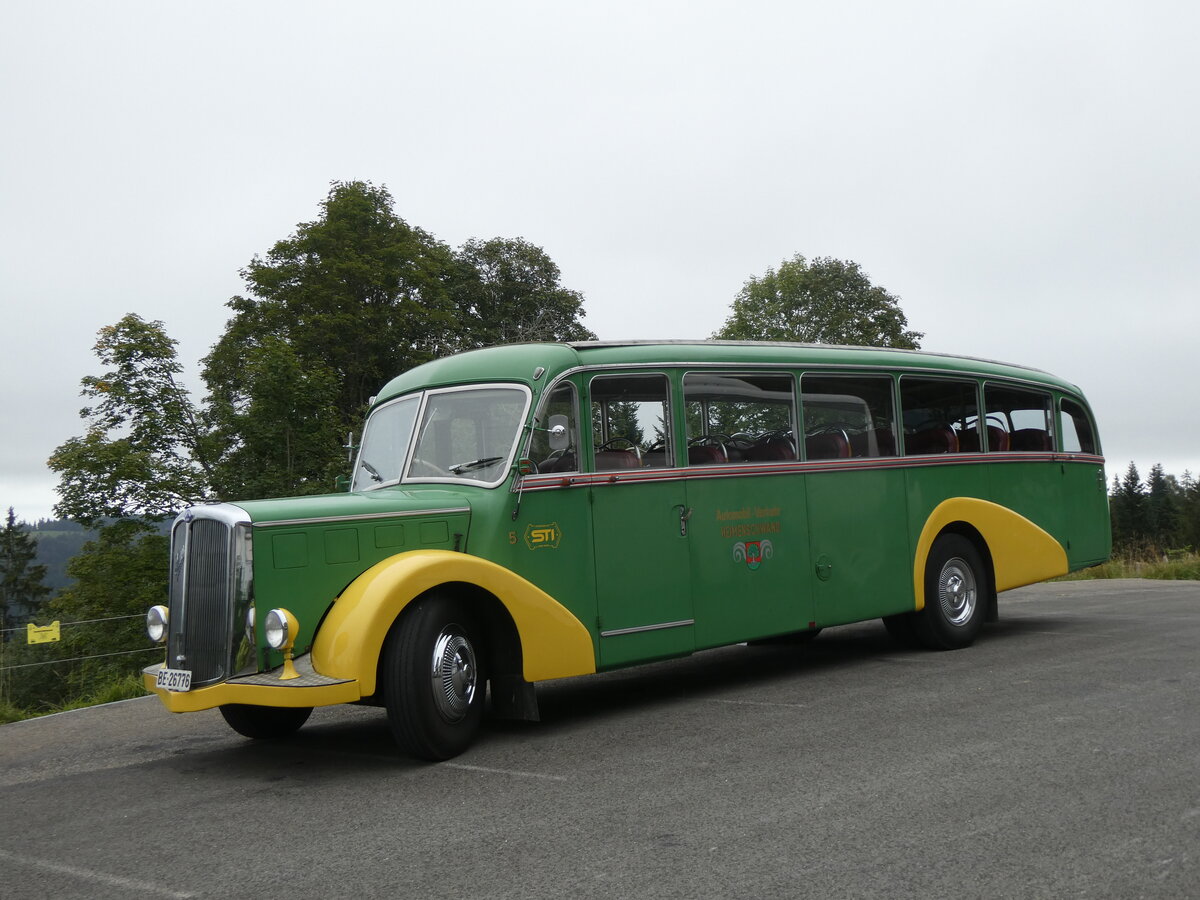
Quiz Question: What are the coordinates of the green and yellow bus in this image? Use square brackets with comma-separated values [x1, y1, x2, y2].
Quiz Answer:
[144, 341, 1110, 759]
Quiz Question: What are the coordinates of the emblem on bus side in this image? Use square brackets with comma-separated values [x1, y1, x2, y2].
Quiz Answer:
[733, 540, 773, 570]
[524, 523, 562, 550]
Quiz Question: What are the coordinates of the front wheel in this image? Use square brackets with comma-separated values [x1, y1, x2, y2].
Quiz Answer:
[383, 594, 486, 761]
[914, 534, 988, 650]
[219, 704, 312, 739]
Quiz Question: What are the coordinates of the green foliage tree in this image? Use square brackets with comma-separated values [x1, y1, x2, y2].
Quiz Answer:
[206, 337, 345, 499]
[203, 181, 460, 453]
[19, 520, 167, 708]
[48, 315, 212, 524]
[714, 254, 923, 348]
[204, 182, 596, 498]
[0, 508, 50, 628]
[1110, 462, 1148, 551]
[1146, 464, 1181, 549]
[453, 237, 597, 346]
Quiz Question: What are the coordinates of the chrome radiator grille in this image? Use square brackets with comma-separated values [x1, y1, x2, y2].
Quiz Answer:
[168, 507, 250, 687]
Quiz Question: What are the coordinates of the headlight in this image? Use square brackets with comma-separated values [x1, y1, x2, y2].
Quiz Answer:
[146, 605, 169, 643]
[264, 608, 298, 650]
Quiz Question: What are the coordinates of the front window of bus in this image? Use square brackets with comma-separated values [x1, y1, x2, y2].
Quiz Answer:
[354, 385, 531, 491]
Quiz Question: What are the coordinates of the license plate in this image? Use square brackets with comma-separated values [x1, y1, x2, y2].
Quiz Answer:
[155, 667, 192, 692]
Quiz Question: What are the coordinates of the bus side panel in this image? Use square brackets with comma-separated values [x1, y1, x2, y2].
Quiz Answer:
[472, 484, 601, 661]
[1060, 459, 1111, 569]
[806, 467, 911, 627]
[686, 471, 813, 648]
[987, 459, 1065, 549]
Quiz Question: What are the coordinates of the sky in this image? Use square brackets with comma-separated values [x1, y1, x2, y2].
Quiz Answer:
[2, 0, 1197, 523]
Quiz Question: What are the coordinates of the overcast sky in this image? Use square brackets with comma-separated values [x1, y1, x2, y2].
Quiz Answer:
[2, 1, 1197, 523]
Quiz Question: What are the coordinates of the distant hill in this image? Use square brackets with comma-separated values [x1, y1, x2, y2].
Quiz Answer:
[25, 518, 172, 594]
[28, 519, 95, 592]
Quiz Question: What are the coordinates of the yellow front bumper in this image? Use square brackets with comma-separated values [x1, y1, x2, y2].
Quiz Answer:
[142, 658, 362, 713]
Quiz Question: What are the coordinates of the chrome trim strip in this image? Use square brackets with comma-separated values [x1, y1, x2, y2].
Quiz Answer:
[516, 452, 1106, 492]
[252, 507, 471, 529]
[600, 618, 695, 638]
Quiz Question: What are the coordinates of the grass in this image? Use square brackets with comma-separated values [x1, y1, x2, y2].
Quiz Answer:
[0, 673, 148, 725]
[1056, 551, 1200, 581]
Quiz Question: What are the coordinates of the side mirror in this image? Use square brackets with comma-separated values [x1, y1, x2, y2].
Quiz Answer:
[548, 414, 569, 451]
[334, 474, 352, 493]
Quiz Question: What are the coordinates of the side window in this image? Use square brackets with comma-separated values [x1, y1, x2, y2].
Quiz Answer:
[1059, 397, 1097, 454]
[984, 385, 1053, 451]
[589, 374, 673, 470]
[683, 372, 795, 464]
[899, 377, 980, 454]
[529, 382, 580, 473]
[801, 374, 896, 459]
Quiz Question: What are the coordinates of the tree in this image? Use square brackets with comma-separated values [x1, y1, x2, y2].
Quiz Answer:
[204, 181, 460, 433]
[1110, 462, 1148, 552]
[206, 337, 345, 500]
[0, 508, 50, 628]
[714, 254, 923, 348]
[11, 520, 168, 708]
[452, 237, 597, 346]
[1146, 464, 1181, 550]
[203, 182, 596, 498]
[48, 315, 213, 524]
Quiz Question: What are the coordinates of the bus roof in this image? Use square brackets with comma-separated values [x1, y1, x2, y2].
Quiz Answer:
[373, 340, 1084, 406]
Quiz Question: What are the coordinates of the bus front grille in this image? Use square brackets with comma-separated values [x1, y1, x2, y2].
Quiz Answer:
[168, 514, 237, 687]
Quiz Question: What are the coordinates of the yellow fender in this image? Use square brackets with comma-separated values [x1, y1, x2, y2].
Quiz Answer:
[311, 549, 596, 694]
[912, 498, 1068, 610]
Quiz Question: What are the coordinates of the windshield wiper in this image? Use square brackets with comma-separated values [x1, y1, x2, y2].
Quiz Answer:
[448, 456, 504, 474]
[359, 459, 383, 483]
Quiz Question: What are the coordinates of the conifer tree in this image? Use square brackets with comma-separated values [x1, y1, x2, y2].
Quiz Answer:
[0, 507, 50, 628]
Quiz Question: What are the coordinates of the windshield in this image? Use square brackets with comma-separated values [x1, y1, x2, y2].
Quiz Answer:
[353, 385, 531, 491]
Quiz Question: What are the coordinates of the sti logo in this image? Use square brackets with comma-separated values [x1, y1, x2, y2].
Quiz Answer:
[524, 523, 562, 550]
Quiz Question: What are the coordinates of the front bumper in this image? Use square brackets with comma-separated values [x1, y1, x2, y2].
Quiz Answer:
[142, 655, 361, 713]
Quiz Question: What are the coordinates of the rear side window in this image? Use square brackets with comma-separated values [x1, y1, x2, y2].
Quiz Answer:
[899, 377, 980, 454]
[801, 374, 897, 459]
[1060, 397, 1097, 454]
[985, 385, 1053, 451]
[683, 372, 796, 464]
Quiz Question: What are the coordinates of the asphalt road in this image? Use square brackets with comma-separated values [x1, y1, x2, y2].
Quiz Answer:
[2, 580, 1197, 899]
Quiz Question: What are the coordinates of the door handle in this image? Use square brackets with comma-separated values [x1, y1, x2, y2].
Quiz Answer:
[674, 504, 694, 537]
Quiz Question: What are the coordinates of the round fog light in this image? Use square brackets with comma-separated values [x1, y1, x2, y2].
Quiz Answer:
[265, 608, 297, 650]
[146, 605, 169, 643]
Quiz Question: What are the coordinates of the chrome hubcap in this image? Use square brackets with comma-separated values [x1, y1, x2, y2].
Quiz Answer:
[431, 627, 477, 723]
[938, 557, 977, 626]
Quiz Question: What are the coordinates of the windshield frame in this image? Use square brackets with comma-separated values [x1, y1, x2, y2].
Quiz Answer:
[353, 382, 533, 492]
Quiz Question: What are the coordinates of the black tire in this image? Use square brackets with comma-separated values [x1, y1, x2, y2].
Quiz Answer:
[219, 703, 312, 739]
[383, 593, 485, 761]
[913, 533, 987, 650]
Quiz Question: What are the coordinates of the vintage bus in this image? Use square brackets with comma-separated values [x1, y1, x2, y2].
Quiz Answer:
[144, 341, 1110, 759]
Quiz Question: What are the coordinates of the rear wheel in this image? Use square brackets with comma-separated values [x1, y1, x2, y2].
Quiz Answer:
[219, 704, 312, 739]
[383, 594, 486, 761]
[914, 534, 987, 650]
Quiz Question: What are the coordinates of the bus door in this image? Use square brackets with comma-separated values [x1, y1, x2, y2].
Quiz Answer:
[587, 373, 694, 668]
[802, 375, 912, 626]
[679, 372, 813, 647]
